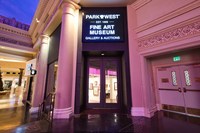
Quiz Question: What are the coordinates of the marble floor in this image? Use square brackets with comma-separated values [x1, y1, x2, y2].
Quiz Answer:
[0, 87, 24, 109]
[0, 106, 200, 133]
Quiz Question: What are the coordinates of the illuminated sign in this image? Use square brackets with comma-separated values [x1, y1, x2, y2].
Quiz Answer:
[82, 10, 124, 43]
[173, 56, 181, 62]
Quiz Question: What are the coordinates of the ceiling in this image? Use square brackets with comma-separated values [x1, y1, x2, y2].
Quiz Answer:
[79, 0, 136, 7]
[0, 46, 33, 72]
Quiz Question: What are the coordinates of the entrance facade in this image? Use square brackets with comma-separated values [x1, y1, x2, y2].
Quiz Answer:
[157, 64, 200, 116]
[86, 57, 121, 109]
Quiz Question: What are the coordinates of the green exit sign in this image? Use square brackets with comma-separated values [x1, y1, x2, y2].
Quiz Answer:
[173, 56, 181, 62]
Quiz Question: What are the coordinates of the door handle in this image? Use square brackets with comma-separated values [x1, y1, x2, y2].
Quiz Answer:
[183, 87, 187, 93]
[178, 88, 182, 92]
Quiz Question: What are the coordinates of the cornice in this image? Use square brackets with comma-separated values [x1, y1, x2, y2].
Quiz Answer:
[0, 23, 30, 38]
[137, 16, 200, 51]
[31, 0, 61, 44]
[0, 36, 32, 48]
[29, 0, 49, 35]
[135, 0, 200, 33]
[0, 15, 30, 31]
[30, 0, 81, 44]
[130, 0, 151, 10]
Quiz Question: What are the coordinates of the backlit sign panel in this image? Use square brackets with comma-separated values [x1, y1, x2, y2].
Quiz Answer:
[82, 9, 125, 43]
[173, 56, 181, 62]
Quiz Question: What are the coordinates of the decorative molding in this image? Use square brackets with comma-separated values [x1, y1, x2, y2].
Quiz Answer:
[138, 18, 200, 50]
[30, 107, 39, 114]
[0, 15, 30, 31]
[54, 107, 73, 119]
[131, 107, 145, 116]
[63, 0, 81, 9]
[135, 0, 200, 33]
[131, 0, 151, 10]
[0, 23, 30, 37]
[0, 36, 32, 48]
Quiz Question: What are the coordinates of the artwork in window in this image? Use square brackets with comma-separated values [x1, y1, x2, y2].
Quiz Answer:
[114, 82, 117, 90]
[93, 81, 99, 96]
[171, 71, 178, 86]
[93, 86, 99, 96]
[89, 83, 93, 90]
[184, 70, 191, 86]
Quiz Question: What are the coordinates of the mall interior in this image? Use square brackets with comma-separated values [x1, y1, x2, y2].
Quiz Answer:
[0, 0, 200, 132]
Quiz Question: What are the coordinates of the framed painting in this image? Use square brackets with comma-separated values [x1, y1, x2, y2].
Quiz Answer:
[93, 86, 99, 96]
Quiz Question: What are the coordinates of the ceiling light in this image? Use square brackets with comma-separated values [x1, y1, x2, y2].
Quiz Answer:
[0, 58, 26, 63]
[36, 18, 40, 23]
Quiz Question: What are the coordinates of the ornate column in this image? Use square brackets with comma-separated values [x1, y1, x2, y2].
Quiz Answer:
[30, 35, 50, 113]
[54, 2, 80, 119]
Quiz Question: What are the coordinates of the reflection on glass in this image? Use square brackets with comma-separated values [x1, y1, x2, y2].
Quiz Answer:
[105, 61, 117, 103]
[88, 60, 100, 103]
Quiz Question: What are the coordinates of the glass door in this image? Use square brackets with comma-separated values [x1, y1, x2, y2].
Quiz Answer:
[87, 57, 120, 109]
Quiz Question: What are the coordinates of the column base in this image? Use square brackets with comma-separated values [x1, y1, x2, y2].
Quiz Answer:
[30, 107, 39, 114]
[54, 107, 73, 119]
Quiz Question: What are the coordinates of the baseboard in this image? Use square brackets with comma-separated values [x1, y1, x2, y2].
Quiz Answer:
[156, 104, 161, 111]
[29, 107, 39, 114]
[131, 106, 157, 118]
[131, 107, 145, 116]
[148, 106, 157, 117]
[54, 107, 73, 119]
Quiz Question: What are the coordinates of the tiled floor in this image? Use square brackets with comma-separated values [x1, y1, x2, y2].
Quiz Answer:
[0, 106, 200, 133]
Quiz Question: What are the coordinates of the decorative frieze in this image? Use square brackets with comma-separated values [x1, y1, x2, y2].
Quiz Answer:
[138, 20, 200, 50]
[0, 36, 32, 48]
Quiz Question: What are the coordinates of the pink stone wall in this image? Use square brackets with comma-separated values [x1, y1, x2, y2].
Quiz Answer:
[136, 0, 196, 27]
[127, 6, 144, 107]
[127, 0, 200, 117]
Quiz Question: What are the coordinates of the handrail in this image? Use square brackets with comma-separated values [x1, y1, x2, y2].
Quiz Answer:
[38, 92, 56, 126]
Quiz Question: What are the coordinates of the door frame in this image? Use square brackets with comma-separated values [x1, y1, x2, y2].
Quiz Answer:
[85, 56, 122, 109]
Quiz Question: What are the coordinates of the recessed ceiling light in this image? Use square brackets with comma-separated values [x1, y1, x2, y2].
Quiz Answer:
[101, 53, 105, 56]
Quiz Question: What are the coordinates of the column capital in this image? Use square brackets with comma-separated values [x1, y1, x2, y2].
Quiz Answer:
[61, 0, 81, 15]
[40, 34, 50, 44]
[33, 34, 50, 50]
